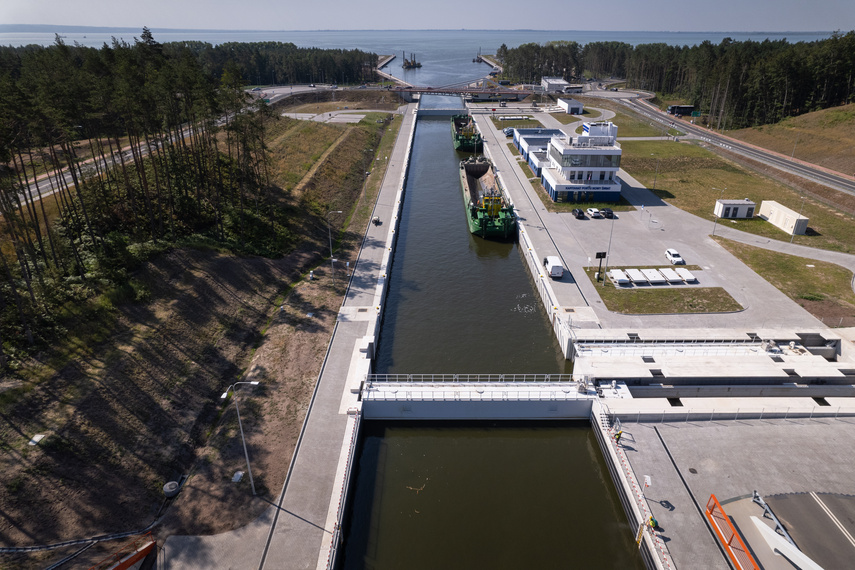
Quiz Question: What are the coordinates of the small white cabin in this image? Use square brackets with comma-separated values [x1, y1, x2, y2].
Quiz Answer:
[557, 98, 584, 115]
[758, 200, 808, 236]
[714, 198, 755, 219]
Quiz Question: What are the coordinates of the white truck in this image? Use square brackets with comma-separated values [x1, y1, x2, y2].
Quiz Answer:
[543, 256, 564, 279]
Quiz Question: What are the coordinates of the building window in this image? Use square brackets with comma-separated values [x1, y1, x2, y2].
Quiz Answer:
[724, 206, 731, 218]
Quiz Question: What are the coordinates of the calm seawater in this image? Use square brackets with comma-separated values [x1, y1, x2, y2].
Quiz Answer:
[3, 29, 832, 87]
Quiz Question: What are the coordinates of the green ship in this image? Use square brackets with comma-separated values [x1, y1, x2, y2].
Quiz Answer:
[459, 157, 516, 239]
[452, 115, 483, 152]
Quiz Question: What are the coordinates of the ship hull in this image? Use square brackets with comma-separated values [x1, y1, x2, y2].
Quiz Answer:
[452, 115, 483, 153]
[459, 158, 516, 240]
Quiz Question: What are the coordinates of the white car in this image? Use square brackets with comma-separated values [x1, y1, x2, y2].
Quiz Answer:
[586, 208, 601, 218]
[665, 248, 685, 265]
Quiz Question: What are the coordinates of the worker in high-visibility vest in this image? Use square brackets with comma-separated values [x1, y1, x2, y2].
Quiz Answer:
[614, 430, 623, 443]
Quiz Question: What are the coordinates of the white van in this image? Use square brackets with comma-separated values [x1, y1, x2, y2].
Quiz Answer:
[543, 256, 564, 279]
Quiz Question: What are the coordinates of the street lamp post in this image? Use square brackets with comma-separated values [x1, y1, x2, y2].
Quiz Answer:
[221, 381, 260, 495]
[791, 196, 805, 243]
[651, 154, 660, 190]
[711, 186, 726, 236]
[327, 210, 343, 287]
[602, 213, 616, 288]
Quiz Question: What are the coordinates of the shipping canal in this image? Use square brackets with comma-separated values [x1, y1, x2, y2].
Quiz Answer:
[340, 99, 642, 568]
[374, 106, 568, 374]
[341, 421, 643, 569]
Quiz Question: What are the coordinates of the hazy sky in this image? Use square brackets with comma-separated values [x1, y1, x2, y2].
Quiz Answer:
[2, 0, 854, 32]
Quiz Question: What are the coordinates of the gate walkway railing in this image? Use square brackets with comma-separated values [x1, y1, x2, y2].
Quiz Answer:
[366, 373, 574, 383]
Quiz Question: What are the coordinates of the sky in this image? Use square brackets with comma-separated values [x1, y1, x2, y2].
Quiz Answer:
[2, 0, 854, 32]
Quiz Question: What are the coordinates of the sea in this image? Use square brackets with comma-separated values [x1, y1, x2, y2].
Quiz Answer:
[0, 28, 835, 87]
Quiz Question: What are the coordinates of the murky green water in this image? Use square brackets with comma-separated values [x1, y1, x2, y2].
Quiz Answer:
[341, 421, 644, 569]
[375, 110, 568, 374]
[342, 107, 640, 569]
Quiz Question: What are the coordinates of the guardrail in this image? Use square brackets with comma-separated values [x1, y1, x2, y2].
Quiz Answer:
[325, 408, 363, 570]
[705, 494, 759, 570]
[366, 373, 574, 383]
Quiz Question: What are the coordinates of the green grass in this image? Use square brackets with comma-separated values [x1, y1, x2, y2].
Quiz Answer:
[583, 267, 743, 314]
[489, 117, 542, 130]
[714, 238, 855, 316]
[572, 96, 684, 137]
[550, 108, 603, 124]
[621, 140, 855, 253]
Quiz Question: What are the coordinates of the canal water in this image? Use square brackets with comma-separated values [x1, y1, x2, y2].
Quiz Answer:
[341, 100, 642, 568]
[374, 104, 568, 375]
[340, 421, 644, 569]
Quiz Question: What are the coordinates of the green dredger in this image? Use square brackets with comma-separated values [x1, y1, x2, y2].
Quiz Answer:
[459, 156, 516, 239]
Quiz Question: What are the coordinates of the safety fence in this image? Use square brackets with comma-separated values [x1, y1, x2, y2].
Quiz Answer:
[325, 408, 363, 570]
[705, 494, 760, 570]
[591, 401, 671, 570]
[366, 373, 574, 383]
[87, 532, 155, 570]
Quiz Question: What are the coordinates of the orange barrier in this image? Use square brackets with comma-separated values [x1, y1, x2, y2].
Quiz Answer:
[88, 532, 155, 570]
[705, 495, 759, 570]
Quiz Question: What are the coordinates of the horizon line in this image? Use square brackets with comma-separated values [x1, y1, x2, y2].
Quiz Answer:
[0, 24, 840, 35]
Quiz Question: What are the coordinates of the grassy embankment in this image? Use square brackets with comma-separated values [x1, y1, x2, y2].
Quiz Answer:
[621, 139, 855, 253]
[714, 239, 855, 327]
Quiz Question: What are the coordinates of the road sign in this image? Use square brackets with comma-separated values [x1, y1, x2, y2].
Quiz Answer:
[596, 252, 607, 259]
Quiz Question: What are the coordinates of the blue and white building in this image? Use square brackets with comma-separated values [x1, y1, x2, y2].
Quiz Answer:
[540, 121, 622, 203]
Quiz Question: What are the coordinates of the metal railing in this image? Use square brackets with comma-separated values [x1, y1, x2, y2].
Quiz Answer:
[326, 408, 363, 570]
[705, 494, 760, 570]
[366, 373, 574, 383]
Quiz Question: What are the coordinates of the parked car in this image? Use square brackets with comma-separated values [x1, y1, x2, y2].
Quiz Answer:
[572, 208, 585, 219]
[586, 208, 601, 218]
[665, 248, 685, 265]
[600, 208, 614, 218]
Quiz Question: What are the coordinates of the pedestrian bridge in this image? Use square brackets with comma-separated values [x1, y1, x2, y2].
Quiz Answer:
[360, 373, 595, 419]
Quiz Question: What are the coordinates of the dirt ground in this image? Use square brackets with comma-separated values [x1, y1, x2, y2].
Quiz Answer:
[0, 95, 389, 569]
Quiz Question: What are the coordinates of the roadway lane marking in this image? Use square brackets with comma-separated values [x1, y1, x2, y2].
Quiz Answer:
[810, 491, 855, 550]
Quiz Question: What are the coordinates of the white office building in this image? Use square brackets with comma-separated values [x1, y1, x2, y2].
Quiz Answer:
[541, 76, 570, 93]
[540, 122, 622, 202]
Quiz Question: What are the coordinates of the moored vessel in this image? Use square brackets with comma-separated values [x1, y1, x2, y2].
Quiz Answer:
[452, 114, 483, 152]
[459, 157, 516, 239]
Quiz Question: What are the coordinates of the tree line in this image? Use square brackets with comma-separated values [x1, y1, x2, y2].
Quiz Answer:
[497, 32, 855, 128]
[0, 29, 377, 364]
